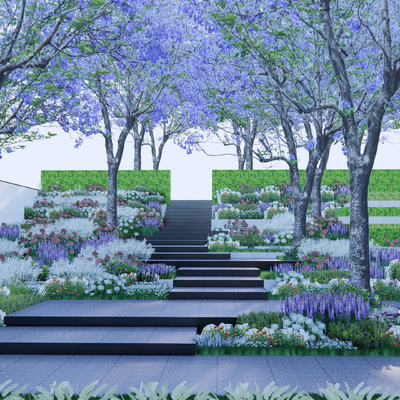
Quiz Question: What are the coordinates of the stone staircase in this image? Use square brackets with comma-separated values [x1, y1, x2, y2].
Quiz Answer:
[142, 200, 270, 300]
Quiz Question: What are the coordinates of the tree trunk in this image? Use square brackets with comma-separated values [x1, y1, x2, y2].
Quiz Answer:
[348, 163, 371, 290]
[291, 169, 310, 244]
[106, 160, 119, 228]
[311, 145, 330, 217]
[236, 144, 244, 169]
[134, 137, 142, 170]
[244, 142, 253, 170]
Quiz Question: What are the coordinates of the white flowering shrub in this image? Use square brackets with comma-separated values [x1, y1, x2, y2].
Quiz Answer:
[0, 309, 5, 326]
[84, 272, 127, 296]
[22, 218, 97, 239]
[298, 238, 350, 258]
[80, 237, 154, 262]
[48, 258, 104, 279]
[117, 207, 140, 219]
[206, 233, 240, 251]
[273, 230, 294, 245]
[0, 286, 10, 296]
[258, 212, 295, 232]
[0, 258, 41, 285]
[0, 239, 26, 257]
[272, 271, 322, 295]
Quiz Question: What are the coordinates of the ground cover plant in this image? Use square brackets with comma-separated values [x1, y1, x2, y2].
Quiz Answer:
[0, 183, 173, 324]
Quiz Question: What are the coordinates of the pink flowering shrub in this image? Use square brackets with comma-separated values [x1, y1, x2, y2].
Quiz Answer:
[300, 251, 332, 270]
[224, 218, 265, 247]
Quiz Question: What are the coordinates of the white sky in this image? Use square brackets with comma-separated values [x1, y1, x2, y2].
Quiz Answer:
[2, 126, 400, 199]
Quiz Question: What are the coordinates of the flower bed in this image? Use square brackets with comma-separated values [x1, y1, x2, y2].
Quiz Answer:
[0, 183, 174, 324]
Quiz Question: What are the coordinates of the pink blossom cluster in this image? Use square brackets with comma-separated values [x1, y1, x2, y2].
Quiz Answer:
[33, 199, 55, 209]
[72, 198, 99, 208]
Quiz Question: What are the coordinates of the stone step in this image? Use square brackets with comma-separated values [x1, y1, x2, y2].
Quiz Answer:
[136, 238, 207, 245]
[0, 326, 196, 355]
[169, 287, 269, 300]
[150, 252, 231, 260]
[177, 267, 260, 276]
[174, 276, 264, 287]
[156, 259, 275, 269]
[153, 245, 208, 253]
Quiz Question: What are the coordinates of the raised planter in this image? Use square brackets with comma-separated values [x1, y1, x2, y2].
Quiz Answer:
[277, 256, 299, 261]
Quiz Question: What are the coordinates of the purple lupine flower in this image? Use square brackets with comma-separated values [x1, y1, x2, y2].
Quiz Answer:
[258, 203, 272, 212]
[212, 204, 229, 214]
[0, 224, 20, 241]
[147, 201, 161, 210]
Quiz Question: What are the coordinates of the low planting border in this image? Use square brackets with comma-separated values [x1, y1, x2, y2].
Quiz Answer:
[212, 169, 400, 203]
[41, 170, 171, 203]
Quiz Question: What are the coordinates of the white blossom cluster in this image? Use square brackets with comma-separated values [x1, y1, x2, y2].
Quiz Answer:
[79, 238, 154, 262]
[0, 258, 41, 285]
[48, 258, 103, 279]
[206, 233, 240, 249]
[0, 238, 26, 256]
[298, 238, 350, 258]
[272, 271, 323, 295]
[21, 218, 97, 239]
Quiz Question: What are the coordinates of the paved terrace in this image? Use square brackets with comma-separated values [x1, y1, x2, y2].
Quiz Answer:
[2, 300, 400, 395]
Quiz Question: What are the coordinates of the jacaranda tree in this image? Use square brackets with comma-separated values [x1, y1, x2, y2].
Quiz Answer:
[57, 0, 201, 228]
[0, 0, 116, 156]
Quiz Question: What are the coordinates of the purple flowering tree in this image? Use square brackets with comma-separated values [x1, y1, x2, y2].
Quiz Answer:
[57, 0, 199, 228]
[0, 0, 116, 156]
[187, 0, 343, 244]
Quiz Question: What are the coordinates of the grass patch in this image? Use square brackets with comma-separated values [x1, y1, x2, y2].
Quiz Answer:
[260, 270, 276, 279]
[0, 282, 46, 314]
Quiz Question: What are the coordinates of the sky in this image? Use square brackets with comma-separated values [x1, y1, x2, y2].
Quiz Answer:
[2, 126, 400, 199]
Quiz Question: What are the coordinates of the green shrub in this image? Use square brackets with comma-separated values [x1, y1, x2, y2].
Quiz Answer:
[302, 269, 349, 284]
[326, 319, 391, 349]
[220, 192, 241, 204]
[0, 292, 46, 315]
[266, 207, 285, 219]
[369, 192, 400, 200]
[238, 210, 264, 219]
[321, 191, 334, 202]
[236, 310, 284, 329]
[390, 260, 400, 281]
[242, 192, 260, 202]
[369, 227, 400, 246]
[236, 204, 258, 211]
[260, 191, 280, 203]
[216, 209, 239, 219]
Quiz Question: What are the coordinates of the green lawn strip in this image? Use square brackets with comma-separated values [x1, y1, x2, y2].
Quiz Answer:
[335, 207, 400, 217]
[196, 346, 400, 357]
[260, 271, 276, 280]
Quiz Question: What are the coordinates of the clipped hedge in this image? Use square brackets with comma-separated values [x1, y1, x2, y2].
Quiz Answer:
[335, 207, 400, 217]
[41, 170, 171, 203]
[212, 169, 400, 203]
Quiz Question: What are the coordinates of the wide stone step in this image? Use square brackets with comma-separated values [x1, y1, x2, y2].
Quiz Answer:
[150, 252, 231, 260]
[177, 267, 260, 276]
[157, 259, 275, 268]
[153, 245, 208, 252]
[174, 276, 264, 287]
[169, 287, 269, 300]
[136, 238, 207, 245]
[0, 326, 196, 355]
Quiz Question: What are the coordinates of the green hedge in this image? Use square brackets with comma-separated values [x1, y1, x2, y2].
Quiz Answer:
[335, 207, 400, 217]
[41, 170, 171, 203]
[212, 169, 400, 203]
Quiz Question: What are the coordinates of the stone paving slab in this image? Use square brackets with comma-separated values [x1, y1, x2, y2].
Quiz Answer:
[339, 216, 400, 224]
[7, 300, 283, 318]
[0, 326, 197, 344]
[1, 355, 400, 395]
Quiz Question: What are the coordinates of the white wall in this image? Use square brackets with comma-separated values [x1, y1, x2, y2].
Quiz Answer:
[0, 181, 38, 224]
